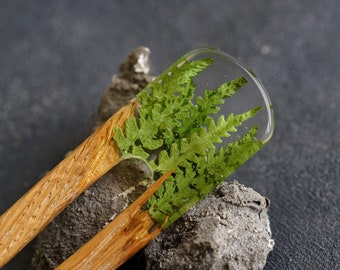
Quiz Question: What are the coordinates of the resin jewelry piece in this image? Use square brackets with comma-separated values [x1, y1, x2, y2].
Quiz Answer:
[0, 48, 274, 269]
[114, 47, 274, 229]
[58, 48, 274, 269]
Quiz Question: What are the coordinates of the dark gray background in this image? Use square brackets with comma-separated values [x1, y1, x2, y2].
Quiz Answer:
[0, 1, 339, 269]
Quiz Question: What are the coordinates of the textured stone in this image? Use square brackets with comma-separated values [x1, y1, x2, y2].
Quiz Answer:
[145, 181, 274, 270]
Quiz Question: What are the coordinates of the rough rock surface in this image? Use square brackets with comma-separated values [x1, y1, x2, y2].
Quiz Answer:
[145, 181, 274, 270]
[95, 46, 152, 128]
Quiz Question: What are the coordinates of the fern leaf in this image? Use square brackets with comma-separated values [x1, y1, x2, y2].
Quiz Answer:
[113, 55, 264, 228]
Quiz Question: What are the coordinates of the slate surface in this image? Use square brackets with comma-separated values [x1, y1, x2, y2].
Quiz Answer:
[0, 1, 339, 269]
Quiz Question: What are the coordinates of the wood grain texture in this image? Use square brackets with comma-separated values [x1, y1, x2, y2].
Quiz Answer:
[56, 169, 173, 270]
[0, 101, 137, 268]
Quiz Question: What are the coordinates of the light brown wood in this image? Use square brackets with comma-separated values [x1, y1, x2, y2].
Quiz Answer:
[56, 169, 173, 270]
[0, 101, 137, 268]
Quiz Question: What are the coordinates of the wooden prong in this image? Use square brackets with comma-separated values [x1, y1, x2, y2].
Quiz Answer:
[56, 169, 174, 270]
[0, 101, 137, 268]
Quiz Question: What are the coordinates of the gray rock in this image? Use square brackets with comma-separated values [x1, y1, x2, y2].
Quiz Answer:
[145, 181, 274, 270]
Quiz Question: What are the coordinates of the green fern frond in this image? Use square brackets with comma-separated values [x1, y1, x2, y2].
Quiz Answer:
[149, 126, 263, 227]
[113, 56, 264, 228]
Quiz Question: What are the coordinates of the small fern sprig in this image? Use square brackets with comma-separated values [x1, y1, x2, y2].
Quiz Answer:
[148, 126, 262, 228]
[149, 107, 261, 173]
[113, 56, 263, 228]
